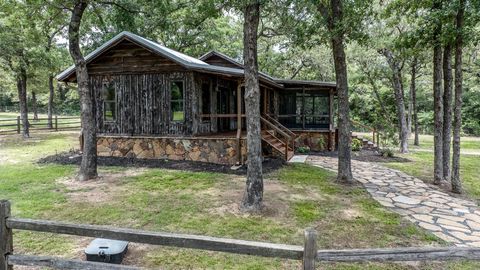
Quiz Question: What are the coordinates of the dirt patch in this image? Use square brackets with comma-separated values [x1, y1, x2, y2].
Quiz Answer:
[204, 176, 293, 219]
[311, 149, 411, 163]
[59, 168, 145, 204]
[39, 150, 284, 175]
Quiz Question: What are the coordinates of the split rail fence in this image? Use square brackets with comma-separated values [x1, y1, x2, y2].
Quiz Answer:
[1, 200, 480, 270]
[0, 116, 80, 135]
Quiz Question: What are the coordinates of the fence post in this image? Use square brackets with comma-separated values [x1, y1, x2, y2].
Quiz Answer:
[303, 228, 317, 270]
[54, 115, 58, 131]
[0, 200, 13, 270]
[16, 116, 20, 134]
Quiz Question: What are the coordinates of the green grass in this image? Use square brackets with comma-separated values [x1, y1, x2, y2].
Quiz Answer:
[408, 134, 480, 151]
[1, 132, 474, 269]
[385, 152, 480, 201]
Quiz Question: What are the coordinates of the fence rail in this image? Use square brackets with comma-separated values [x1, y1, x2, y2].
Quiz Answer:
[0, 115, 81, 135]
[2, 200, 480, 270]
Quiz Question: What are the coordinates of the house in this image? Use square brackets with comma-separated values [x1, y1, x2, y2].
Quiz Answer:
[57, 31, 337, 165]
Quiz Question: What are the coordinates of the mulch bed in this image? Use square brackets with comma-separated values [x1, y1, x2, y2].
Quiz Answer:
[310, 149, 411, 163]
[38, 151, 285, 175]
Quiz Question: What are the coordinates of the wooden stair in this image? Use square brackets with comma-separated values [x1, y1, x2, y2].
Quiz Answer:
[261, 130, 295, 161]
[351, 134, 377, 149]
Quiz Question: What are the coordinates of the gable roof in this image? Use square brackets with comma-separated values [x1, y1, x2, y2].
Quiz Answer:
[199, 50, 244, 69]
[57, 31, 335, 90]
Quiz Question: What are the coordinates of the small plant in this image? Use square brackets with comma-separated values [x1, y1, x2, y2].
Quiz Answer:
[317, 136, 326, 150]
[351, 138, 362, 151]
[380, 148, 395, 158]
[297, 146, 311, 154]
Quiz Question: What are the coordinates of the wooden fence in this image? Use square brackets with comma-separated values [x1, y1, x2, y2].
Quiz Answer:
[0, 116, 80, 135]
[1, 200, 480, 270]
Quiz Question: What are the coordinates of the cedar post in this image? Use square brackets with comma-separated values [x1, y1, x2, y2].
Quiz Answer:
[0, 200, 13, 270]
[236, 82, 243, 164]
[303, 228, 317, 270]
[16, 116, 20, 134]
[54, 115, 58, 131]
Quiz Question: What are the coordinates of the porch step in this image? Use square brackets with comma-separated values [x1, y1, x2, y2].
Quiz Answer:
[351, 134, 377, 149]
[261, 130, 294, 161]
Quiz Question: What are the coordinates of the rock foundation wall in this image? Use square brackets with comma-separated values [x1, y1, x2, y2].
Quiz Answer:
[294, 131, 334, 151]
[97, 136, 247, 165]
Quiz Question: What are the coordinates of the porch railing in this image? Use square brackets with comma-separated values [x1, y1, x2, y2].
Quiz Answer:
[260, 116, 295, 160]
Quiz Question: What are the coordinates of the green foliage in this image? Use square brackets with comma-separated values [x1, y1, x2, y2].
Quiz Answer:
[380, 148, 395, 158]
[297, 146, 310, 153]
[351, 138, 362, 151]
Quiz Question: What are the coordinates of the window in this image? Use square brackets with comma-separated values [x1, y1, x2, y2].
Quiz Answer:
[102, 81, 116, 122]
[201, 82, 210, 115]
[171, 81, 184, 121]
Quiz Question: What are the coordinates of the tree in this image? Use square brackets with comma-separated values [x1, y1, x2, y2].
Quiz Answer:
[317, 0, 354, 183]
[241, 0, 263, 211]
[451, 0, 466, 193]
[380, 48, 409, 153]
[432, 0, 444, 185]
[442, 43, 453, 181]
[410, 57, 420, 146]
[68, 0, 98, 181]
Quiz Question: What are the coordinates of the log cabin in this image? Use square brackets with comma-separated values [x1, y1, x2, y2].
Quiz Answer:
[57, 31, 337, 165]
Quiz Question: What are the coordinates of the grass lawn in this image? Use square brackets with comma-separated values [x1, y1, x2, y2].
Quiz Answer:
[408, 134, 480, 153]
[384, 135, 480, 203]
[0, 132, 477, 269]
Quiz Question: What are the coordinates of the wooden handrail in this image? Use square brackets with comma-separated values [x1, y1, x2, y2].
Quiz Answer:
[263, 114, 296, 138]
[260, 117, 291, 141]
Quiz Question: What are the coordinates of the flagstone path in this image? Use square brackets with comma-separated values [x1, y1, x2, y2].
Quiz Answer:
[306, 155, 480, 247]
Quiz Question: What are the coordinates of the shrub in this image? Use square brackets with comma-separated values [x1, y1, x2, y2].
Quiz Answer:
[297, 146, 311, 154]
[380, 148, 395, 158]
[351, 138, 362, 151]
[317, 136, 326, 150]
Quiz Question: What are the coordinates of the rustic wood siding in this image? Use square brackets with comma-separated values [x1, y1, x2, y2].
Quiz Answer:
[202, 55, 242, 69]
[87, 39, 187, 75]
[91, 72, 195, 136]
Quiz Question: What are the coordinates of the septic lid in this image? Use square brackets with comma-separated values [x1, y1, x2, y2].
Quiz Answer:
[85, 238, 129, 255]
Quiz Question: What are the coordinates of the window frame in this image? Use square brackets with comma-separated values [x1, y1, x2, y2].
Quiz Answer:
[170, 79, 185, 123]
[102, 79, 117, 123]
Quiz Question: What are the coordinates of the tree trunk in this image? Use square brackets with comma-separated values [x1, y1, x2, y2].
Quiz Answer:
[380, 49, 409, 153]
[31, 91, 38, 121]
[47, 75, 54, 129]
[17, 68, 29, 138]
[328, 0, 352, 183]
[451, 0, 465, 194]
[241, 1, 263, 212]
[442, 45, 453, 181]
[69, 0, 97, 181]
[411, 58, 419, 146]
[432, 0, 444, 185]
[407, 79, 413, 139]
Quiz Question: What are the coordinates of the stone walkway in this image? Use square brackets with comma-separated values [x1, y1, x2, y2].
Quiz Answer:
[306, 156, 480, 247]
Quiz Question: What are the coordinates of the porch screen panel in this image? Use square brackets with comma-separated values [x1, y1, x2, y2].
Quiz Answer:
[304, 92, 329, 128]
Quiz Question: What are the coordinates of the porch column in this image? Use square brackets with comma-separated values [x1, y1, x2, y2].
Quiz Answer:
[236, 81, 243, 164]
[329, 88, 335, 151]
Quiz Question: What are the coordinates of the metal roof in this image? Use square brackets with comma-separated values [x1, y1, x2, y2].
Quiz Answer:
[57, 31, 335, 90]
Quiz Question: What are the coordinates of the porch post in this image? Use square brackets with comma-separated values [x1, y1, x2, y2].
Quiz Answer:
[329, 88, 335, 151]
[236, 81, 243, 164]
[302, 86, 305, 130]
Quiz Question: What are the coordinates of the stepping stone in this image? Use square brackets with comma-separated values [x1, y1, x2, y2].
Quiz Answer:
[449, 231, 480, 242]
[412, 214, 434, 224]
[392, 195, 420, 205]
[437, 218, 469, 230]
[418, 222, 442, 232]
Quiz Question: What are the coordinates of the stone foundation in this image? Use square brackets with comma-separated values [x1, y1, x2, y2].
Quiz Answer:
[97, 135, 247, 165]
[294, 131, 334, 151]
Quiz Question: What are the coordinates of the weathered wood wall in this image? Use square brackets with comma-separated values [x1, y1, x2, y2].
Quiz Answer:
[91, 72, 195, 136]
[202, 54, 241, 69]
